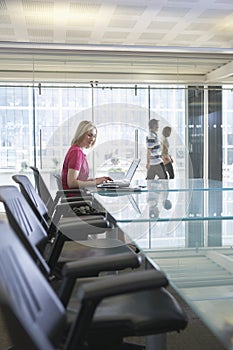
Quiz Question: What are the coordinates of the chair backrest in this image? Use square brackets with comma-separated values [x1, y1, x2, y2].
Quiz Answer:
[54, 173, 63, 190]
[12, 174, 50, 231]
[0, 185, 50, 276]
[53, 173, 92, 201]
[0, 221, 66, 350]
[30, 166, 55, 217]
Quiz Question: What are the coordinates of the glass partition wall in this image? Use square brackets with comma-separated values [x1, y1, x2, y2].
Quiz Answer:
[0, 83, 233, 188]
[0, 84, 187, 185]
[1, 82, 233, 248]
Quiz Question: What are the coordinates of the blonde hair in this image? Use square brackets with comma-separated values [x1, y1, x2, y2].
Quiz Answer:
[71, 120, 97, 146]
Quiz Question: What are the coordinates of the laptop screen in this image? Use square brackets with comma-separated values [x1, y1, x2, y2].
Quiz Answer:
[125, 159, 141, 181]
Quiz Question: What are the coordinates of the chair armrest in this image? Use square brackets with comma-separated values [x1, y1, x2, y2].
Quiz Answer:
[57, 189, 83, 195]
[60, 196, 92, 203]
[59, 188, 92, 197]
[56, 189, 92, 200]
[53, 189, 92, 208]
[58, 219, 109, 240]
[52, 201, 95, 225]
[62, 252, 141, 278]
[78, 269, 168, 301]
[58, 188, 91, 195]
[57, 200, 93, 209]
[54, 189, 83, 204]
[58, 252, 141, 307]
[64, 268, 168, 349]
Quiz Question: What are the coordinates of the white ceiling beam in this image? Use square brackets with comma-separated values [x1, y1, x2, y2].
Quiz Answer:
[205, 60, 233, 83]
[0, 71, 209, 84]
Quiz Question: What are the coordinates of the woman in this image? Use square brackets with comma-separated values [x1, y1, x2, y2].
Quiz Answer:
[62, 120, 112, 189]
[161, 126, 174, 179]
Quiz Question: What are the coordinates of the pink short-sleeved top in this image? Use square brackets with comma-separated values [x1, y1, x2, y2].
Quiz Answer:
[62, 145, 89, 190]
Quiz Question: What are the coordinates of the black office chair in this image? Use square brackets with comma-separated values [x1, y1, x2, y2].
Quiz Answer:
[0, 221, 188, 350]
[13, 173, 131, 251]
[53, 172, 98, 215]
[30, 165, 58, 216]
[12, 174, 112, 239]
[0, 185, 138, 279]
[30, 165, 97, 218]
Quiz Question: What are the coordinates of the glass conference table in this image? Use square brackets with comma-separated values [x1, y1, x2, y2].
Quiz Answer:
[91, 179, 233, 350]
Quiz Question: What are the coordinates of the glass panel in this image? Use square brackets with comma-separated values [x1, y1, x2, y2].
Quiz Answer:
[208, 87, 222, 181]
[187, 86, 204, 178]
[34, 86, 92, 188]
[150, 86, 186, 178]
[223, 85, 233, 180]
[0, 83, 232, 192]
[0, 86, 31, 172]
[93, 85, 148, 180]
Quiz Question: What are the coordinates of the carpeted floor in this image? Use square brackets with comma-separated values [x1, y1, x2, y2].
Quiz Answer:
[166, 287, 226, 350]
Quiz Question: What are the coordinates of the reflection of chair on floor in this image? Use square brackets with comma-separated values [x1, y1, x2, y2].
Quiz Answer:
[30, 165, 94, 218]
[0, 220, 188, 350]
[0, 185, 138, 284]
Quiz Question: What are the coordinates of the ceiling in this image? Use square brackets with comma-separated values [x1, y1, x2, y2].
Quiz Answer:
[0, 0, 233, 84]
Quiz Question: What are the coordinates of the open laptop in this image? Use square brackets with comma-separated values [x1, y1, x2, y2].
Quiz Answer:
[97, 158, 141, 188]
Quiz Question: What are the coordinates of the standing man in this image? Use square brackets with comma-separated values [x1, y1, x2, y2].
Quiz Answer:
[146, 118, 167, 179]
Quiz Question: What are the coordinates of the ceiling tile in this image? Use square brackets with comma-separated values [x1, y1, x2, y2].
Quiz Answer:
[147, 21, 176, 30]
[0, 27, 14, 35]
[174, 34, 201, 41]
[66, 29, 91, 38]
[0, 0, 7, 11]
[139, 32, 166, 40]
[0, 14, 11, 24]
[198, 9, 230, 19]
[186, 23, 214, 31]
[108, 19, 137, 29]
[113, 5, 146, 16]
[22, 0, 54, 12]
[69, 2, 101, 15]
[25, 15, 52, 25]
[157, 6, 191, 17]
[27, 28, 53, 37]
[103, 31, 129, 39]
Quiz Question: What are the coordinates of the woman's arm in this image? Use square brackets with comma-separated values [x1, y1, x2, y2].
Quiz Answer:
[67, 168, 112, 188]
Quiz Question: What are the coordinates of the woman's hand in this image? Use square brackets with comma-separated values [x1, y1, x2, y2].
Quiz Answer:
[67, 169, 113, 187]
[95, 176, 113, 185]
